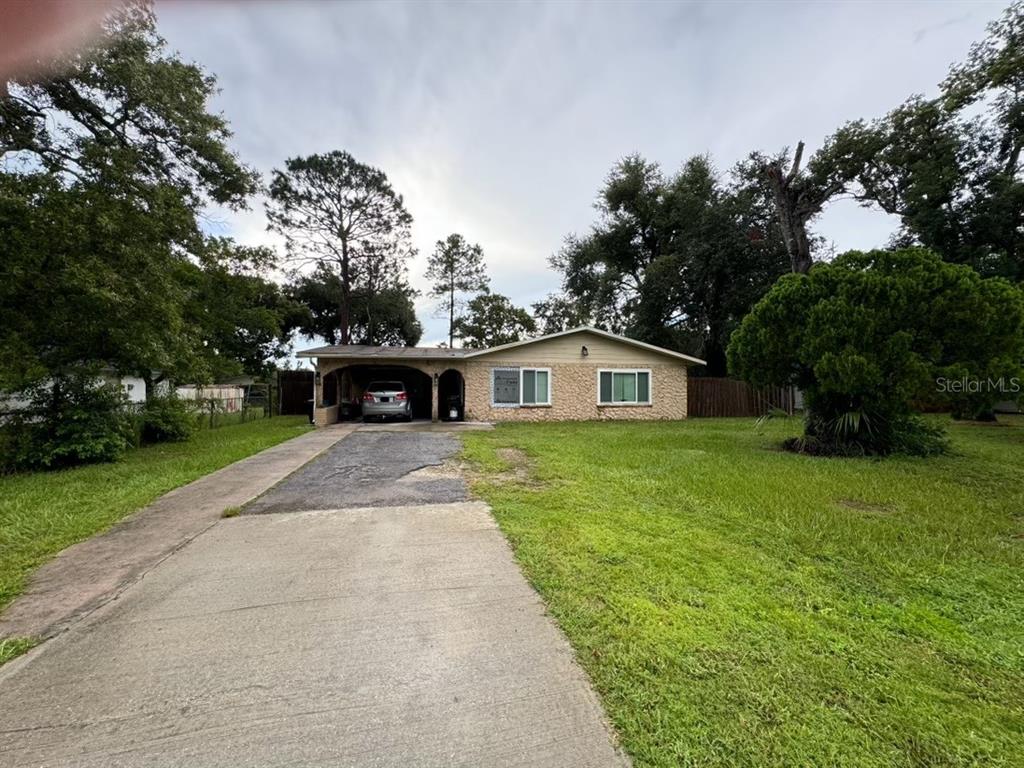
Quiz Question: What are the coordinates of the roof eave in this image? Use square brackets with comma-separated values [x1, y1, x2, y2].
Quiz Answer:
[296, 327, 707, 366]
[463, 326, 707, 366]
[295, 348, 467, 360]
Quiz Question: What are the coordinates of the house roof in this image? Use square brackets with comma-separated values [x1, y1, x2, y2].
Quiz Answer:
[463, 326, 706, 365]
[298, 327, 706, 366]
[296, 344, 473, 360]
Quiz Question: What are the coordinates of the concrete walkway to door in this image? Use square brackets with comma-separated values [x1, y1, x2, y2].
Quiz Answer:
[0, 429, 628, 767]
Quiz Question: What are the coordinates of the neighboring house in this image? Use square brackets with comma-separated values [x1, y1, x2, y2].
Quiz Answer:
[113, 373, 148, 405]
[0, 369, 146, 415]
[298, 326, 706, 425]
[1, 375, 251, 416]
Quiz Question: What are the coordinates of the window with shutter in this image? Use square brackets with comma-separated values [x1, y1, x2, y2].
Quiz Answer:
[492, 368, 520, 405]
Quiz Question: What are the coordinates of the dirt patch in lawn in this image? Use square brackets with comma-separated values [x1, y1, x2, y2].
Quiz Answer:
[464, 447, 544, 489]
[496, 447, 529, 467]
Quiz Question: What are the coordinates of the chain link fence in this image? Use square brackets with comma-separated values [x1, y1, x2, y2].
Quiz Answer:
[187, 384, 272, 429]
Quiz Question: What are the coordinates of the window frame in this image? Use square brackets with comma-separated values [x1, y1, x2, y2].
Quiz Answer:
[520, 367, 551, 406]
[490, 366, 552, 407]
[597, 368, 652, 406]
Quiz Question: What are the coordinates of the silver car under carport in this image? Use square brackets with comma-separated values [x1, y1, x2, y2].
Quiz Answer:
[361, 380, 413, 422]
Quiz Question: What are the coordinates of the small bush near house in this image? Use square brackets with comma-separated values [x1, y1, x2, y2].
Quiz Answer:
[1, 376, 136, 472]
[139, 394, 197, 444]
[728, 248, 1024, 456]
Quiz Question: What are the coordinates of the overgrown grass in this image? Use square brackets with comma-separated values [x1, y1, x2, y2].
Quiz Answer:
[462, 416, 1024, 767]
[0, 416, 311, 616]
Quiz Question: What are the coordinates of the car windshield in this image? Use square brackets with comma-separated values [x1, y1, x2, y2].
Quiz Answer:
[367, 381, 405, 392]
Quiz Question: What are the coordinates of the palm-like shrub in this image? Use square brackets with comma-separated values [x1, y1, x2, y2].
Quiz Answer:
[728, 248, 1024, 456]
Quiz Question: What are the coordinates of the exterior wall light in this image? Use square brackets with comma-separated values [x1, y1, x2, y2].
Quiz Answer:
[581, 345, 589, 357]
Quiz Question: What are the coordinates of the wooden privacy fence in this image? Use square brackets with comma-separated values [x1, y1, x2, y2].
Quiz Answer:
[277, 370, 314, 416]
[687, 377, 796, 418]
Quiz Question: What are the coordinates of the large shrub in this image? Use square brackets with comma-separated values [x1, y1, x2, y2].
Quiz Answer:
[140, 394, 197, 444]
[1, 376, 136, 472]
[728, 248, 1024, 456]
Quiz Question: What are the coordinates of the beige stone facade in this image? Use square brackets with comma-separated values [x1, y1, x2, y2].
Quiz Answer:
[303, 328, 702, 425]
[461, 360, 687, 421]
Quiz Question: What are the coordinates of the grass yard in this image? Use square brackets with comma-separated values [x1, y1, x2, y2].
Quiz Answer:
[0, 416, 311, 616]
[461, 416, 1024, 768]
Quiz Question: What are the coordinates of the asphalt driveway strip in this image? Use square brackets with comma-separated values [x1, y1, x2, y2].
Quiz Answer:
[243, 431, 468, 513]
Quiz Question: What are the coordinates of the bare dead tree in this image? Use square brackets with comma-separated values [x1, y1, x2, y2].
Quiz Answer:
[763, 141, 845, 273]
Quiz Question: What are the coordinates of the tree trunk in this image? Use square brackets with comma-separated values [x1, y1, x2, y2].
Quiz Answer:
[764, 141, 816, 274]
[766, 187, 813, 274]
[339, 241, 351, 345]
[784, 215, 814, 275]
[141, 371, 167, 403]
[449, 279, 455, 347]
[366, 295, 375, 346]
[703, 329, 728, 377]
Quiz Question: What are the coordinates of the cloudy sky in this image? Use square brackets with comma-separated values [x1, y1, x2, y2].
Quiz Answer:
[156, 0, 1003, 347]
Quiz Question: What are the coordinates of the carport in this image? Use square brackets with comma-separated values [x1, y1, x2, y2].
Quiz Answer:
[337, 364, 433, 420]
[298, 345, 473, 425]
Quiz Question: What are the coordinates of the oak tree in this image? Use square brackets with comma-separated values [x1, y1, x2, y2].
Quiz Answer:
[454, 293, 536, 349]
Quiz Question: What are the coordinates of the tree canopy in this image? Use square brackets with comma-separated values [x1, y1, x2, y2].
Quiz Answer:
[454, 293, 537, 349]
[759, 3, 1024, 281]
[0, 2, 257, 206]
[425, 233, 489, 346]
[0, 4, 278, 398]
[0, 3, 295, 466]
[286, 267, 422, 347]
[266, 151, 414, 345]
[185, 239, 301, 381]
[531, 293, 591, 336]
[551, 155, 789, 374]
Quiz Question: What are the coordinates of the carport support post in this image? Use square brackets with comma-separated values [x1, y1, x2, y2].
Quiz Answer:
[312, 360, 320, 426]
[431, 372, 439, 423]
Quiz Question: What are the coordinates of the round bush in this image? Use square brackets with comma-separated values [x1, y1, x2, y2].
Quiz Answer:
[728, 248, 1024, 456]
[140, 395, 197, 444]
[2, 376, 135, 472]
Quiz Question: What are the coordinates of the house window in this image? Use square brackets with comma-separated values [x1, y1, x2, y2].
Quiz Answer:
[521, 368, 550, 405]
[598, 369, 651, 405]
[491, 367, 551, 407]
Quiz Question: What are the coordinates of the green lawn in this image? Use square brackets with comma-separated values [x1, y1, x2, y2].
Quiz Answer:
[0, 416, 311, 615]
[461, 416, 1024, 768]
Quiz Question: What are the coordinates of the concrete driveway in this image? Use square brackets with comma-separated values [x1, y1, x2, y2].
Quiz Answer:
[0, 429, 628, 767]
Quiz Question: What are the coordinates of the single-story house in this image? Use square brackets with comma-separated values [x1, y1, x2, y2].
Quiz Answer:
[298, 326, 705, 425]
